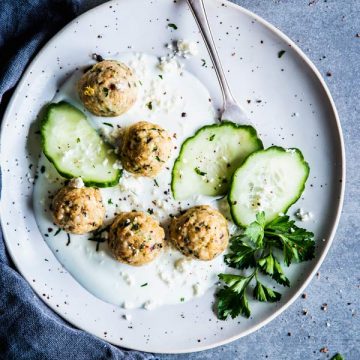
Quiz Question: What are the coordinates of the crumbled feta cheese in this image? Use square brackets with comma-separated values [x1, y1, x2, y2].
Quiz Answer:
[143, 300, 156, 310]
[120, 272, 135, 286]
[193, 283, 200, 296]
[158, 57, 181, 73]
[295, 208, 313, 222]
[68, 177, 84, 188]
[158, 271, 172, 285]
[113, 160, 123, 170]
[123, 313, 132, 321]
[174, 258, 191, 273]
[177, 39, 199, 57]
[115, 81, 128, 91]
[122, 301, 135, 309]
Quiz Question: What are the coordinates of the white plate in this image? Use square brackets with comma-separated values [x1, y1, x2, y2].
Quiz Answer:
[0, 0, 345, 353]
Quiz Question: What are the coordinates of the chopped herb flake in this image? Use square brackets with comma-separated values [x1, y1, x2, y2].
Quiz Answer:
[209, 134, 215, 141]
[201, 59, 207, 67]
[141, 283, 148, 287]
[154, 179, 159, 187]
[278, 50, 286, 58]
[168, 23, 178, 30]
[103, 122, 113, 127]
[108, 198, 113, 205]
[146, 101, 153, 110]
[158, 74, 163, 79]
[194, 167, 207, 176]
[54, 228, 61, 236]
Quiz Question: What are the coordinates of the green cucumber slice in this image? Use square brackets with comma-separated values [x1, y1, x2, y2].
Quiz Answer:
[41, 101, 121, 187]
[171, 121, 263, 200]
[228, 146, 310, 226]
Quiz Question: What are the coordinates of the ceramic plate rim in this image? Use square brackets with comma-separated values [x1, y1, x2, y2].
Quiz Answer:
[0, 0, 346, 353]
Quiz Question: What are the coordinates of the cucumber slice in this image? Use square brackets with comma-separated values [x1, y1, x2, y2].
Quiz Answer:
[228, 146, 309, 226]
[41, 101, 121, 187]
[171, 122, 263, 200]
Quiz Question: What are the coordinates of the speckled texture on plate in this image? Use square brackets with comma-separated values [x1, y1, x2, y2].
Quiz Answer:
[1, 0, 358, 358]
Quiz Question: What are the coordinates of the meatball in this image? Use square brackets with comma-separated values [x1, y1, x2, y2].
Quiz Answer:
[169, 205, 229, 261]
[78, 60, 138, 117]
[108, 212, 165, 266]
[51, 183, 105, 235]
[119, 121, 172, 177]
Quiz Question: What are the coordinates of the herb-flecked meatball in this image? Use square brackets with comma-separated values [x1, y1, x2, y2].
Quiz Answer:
[108, 212, 165, 266]
[119, 121, 172, 177]
[51, 182, 105, 235]
[78, 60, 138, 117]
[169, 205, 229, 261]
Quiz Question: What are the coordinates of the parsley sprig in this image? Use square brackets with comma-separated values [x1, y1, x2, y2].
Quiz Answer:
[217, 212, 315, 320]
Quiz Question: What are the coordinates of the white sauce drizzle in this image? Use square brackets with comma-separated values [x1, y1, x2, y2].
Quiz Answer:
[33, 53, 234, 309]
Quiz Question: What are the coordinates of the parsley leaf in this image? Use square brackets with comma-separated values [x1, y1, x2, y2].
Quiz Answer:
[331, 354, 344, 360]
[217, 286, 251, 319]
[253, 280, 281, 302]
[217, 212, 315, 320]
[218, 273, 253, 294]
[265, 216, 315, 265]
[258, 252, 290, 287]
[224, 239, 256, 269]
[244, 211, 265, 247]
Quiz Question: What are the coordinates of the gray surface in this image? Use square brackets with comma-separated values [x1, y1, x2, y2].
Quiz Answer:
[80, 0, 359, 359]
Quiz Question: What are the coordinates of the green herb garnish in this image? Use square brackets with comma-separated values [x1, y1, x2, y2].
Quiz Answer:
[108, 198, 113, 205]
[76, 138, 80, 143]
[209, 134, 215, 141]
[158, 74, 163, 79]
[88, 224, 111, 252]
[180, 297, 185, 302]
[154, 179, 159, 187]
[331, 354, 344, 360]
[54, 228, 61, 236]
[141, 283, 148, 287]
[103, 87, 109, 97]
[194, 167, 207, 176]
[278, 50, 286, 58]
[201, 59, 207, 67]
[168, 23, 178, 30]
[217, 212, 315, 320]
[146, 101, 153, 110]
[103, 122, 113, 128]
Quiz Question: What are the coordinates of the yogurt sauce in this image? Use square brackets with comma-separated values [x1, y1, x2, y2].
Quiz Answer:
[33, 53, 236, 309]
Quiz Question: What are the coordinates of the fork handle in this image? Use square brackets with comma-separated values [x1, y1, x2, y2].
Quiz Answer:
[187, 0, 237, 108]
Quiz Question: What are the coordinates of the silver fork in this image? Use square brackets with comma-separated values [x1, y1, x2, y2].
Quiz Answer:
[187, 0, 252, 125]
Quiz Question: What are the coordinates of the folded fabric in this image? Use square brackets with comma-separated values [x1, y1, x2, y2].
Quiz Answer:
[0, 1, 154, 358]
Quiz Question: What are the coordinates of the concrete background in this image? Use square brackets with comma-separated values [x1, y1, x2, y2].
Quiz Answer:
[80, 1, 359, 359]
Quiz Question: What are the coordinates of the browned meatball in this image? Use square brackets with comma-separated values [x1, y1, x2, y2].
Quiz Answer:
[119, 121, 172, 177]
[169, 205, 229, 260]
[78, 60, 138, 117]
[51, 183, 105, 235]
[108, 212, 165, 266]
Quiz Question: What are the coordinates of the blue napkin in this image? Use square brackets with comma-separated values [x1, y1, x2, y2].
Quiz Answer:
[0, 1, 155, 359]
